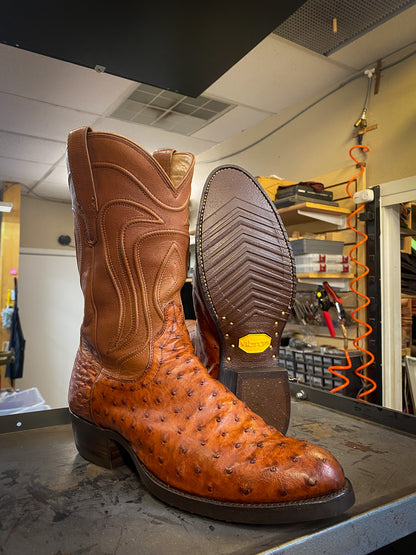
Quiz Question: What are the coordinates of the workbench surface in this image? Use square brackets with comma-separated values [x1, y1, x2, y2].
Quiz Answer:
[1, 397, 415, 555]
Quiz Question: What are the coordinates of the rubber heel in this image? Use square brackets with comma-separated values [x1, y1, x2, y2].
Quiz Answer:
[70, 412, 125, 469]
[219, 366, 290, 434]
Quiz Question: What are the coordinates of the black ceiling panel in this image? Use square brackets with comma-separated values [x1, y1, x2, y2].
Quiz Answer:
[1, 1, 307, 97]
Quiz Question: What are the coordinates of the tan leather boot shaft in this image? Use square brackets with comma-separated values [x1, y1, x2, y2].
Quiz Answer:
[67, 127, 194, 379]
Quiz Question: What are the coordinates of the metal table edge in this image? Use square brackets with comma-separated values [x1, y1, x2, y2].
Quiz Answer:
[0, 406, 71, 434]
[258, 492, 416, 555]
[289, 382, 416, 436]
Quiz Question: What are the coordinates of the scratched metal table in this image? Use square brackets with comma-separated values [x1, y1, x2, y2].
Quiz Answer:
[1, 385, 415, 555]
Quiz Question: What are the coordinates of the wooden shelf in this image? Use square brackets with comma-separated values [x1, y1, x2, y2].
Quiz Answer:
[400, 227, 416, 237]
[284, 322, 358, 340]
[296, 272, 355, 279]
[278, 202, 350, 228]
[296, 273, 355, 291]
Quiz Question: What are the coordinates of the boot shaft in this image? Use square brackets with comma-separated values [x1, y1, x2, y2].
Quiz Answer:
[67, 127, 194, 377]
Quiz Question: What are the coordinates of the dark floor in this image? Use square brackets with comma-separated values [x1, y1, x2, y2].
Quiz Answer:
[374, 532, 416, 553]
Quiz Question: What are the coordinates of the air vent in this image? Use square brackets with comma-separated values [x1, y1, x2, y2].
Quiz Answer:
[273, 0, 414, 56]
[111, 83, 234, 135]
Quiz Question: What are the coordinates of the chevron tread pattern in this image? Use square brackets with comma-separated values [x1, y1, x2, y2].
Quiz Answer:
[201, 196, 295, 328]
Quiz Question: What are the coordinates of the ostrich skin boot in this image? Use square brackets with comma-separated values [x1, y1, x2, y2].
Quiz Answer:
[193, 165, 296, 434]
[67, 127, 354, 524]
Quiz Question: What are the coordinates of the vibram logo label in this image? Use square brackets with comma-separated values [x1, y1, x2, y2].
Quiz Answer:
[238, 334, 271, 353]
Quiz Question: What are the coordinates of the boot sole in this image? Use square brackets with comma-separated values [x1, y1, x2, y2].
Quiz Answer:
[195, 165, 296, 432]
[71, 411, 355, 524]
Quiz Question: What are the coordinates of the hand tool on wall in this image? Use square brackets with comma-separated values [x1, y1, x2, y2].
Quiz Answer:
[315, 285, 336, 338]
[316, 282, 352, 393]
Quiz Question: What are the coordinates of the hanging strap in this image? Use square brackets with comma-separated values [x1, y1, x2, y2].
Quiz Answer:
[67, 126, 98, 245]
[13, 277, 18, 307]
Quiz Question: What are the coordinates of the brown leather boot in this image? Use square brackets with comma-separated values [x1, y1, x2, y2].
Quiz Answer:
[67, 127, 354, 524]
[192, 165, 295, 433]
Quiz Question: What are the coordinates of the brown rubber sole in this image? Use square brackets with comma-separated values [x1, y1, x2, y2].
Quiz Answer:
[196, 165, 296, 372]
[195, 165, 296, 431]
[71, 411, 355, 524]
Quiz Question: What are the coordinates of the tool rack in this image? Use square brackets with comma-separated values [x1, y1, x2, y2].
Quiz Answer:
[1, 385, 415, 555]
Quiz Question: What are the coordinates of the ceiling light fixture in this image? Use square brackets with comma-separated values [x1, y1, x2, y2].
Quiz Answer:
[0, 202, 13, 213]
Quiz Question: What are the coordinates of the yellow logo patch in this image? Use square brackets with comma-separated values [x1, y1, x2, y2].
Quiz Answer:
[238, 334, 271, 353]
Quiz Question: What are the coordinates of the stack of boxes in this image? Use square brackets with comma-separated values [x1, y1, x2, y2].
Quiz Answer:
[278, 347, 363, 397]
[290, 238, 350, 274]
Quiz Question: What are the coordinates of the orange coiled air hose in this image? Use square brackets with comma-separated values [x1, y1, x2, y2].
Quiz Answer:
[329, 350, 351, 393]
[346, 145, 377, 400]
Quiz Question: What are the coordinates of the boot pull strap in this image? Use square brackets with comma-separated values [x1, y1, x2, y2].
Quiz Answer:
[67, 126, 98, 245]
[153, 149, 176, 180]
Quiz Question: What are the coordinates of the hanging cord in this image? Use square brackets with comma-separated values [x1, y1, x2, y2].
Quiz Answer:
[354, 68, 375, 144]
[199, 42, 416, 165]
[346, 145, 377, 400]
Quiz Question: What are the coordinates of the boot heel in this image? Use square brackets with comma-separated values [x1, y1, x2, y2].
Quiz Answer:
[70, 412, 125, 469]
[219, 367, 290, 434]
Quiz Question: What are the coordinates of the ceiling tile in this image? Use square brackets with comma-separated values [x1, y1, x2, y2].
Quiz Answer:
[0, 131, 66, 164]
[192, 106, 271, 142]
[0, 92, 97, 141]
[0, 157, 52, 186]
[204, 35, 353, 113]
[0, 43, 136, 114]
[41, 164, 69, 181]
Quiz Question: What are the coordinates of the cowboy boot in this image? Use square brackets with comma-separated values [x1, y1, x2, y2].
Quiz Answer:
[192, 165, 295, 433]
[67, 127, 354, 524]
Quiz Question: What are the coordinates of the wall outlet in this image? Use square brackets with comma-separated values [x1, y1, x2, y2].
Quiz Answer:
[353, 189, 374, 204]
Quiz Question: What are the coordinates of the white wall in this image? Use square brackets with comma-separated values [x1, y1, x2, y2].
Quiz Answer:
[17, 249, 83, 408]
[20, 196, 75, 250]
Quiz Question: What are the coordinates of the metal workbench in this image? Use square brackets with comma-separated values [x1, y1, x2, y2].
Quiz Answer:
[1, 385, 415, 555]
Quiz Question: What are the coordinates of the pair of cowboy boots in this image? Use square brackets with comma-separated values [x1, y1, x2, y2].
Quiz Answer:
[67, 126, 354, 524]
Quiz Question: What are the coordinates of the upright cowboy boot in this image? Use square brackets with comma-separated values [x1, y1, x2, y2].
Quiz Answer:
[67, 127, 354, 524]
[192, 165, 295, 433]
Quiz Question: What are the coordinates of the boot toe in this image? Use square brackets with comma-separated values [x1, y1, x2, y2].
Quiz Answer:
[195, 434, 347, 505]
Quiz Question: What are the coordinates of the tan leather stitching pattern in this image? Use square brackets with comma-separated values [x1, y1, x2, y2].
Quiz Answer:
[155, 241, 187, 319]
[90, 132, 194, 196]
[99, 200, 162, 352]
[93, 162, 190, 211]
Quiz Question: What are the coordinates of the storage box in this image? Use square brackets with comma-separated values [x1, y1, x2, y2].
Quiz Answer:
[278, 347, 363, 397]
[290, 238, 344, 255]
[0, 387, 50, 415]
[274, 195, 338, 208]
[294, 254, 349, 264]
[295, 262, 351, 274]
[275, 184, 333, 201]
